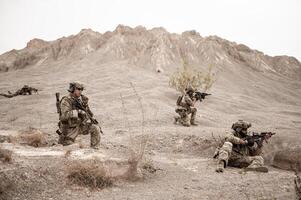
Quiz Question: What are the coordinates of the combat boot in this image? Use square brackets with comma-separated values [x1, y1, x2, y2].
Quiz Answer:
[216, 160, 225, 173]
[244, 166, 268, 173]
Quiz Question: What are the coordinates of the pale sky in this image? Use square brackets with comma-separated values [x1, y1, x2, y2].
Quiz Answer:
[0, 0, 300, 60]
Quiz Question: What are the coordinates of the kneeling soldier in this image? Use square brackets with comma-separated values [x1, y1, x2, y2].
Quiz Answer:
[57, 82, 102, 149]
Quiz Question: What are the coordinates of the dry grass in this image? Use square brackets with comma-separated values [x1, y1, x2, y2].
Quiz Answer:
[0, 147, 12, 163]
[66, 160, 113, 189]
[8, 127, 47, 147]
[169, 60, 216, 93]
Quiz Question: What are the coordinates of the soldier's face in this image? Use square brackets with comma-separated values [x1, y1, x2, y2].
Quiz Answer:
[73, 88, 82, 97]
[241, 128, 248, 135]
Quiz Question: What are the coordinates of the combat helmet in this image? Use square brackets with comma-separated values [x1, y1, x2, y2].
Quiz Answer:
[185, 85, 195, 93]
[68, 82, 84, 93]
[231, 120, 251, 134]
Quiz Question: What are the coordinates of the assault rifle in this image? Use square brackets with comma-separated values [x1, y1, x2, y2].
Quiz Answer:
[245, 132, 276, 146]
[194, 91, 211, 102]
[73, 98, 103, 134]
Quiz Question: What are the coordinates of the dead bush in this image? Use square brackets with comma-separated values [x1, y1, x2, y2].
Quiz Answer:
[120, 82, 150, 181]
[66, 160, 113, 189]
[0, 148, 12, 163]
[169, 61, 215, 93]
[126, 134, 149, 180]
[8, 127, 47, 147]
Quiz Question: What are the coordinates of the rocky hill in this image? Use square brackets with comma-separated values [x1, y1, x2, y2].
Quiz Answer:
[0, 25, 300, 80]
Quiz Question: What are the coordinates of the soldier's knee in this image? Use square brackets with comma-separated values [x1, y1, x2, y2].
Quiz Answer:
[90, 124, 100, 135]
[222, 142, 233, 152]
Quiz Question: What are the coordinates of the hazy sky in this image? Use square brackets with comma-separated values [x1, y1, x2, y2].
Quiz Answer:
[0, 0, 300, 60]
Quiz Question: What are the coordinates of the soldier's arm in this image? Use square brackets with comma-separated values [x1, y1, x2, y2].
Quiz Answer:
[225, 132, 246, 145]
[184, 95, 194, 106]
[60, 98, 78, 121]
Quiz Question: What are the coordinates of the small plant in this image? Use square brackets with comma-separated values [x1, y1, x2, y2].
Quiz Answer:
[8, 127, 47, 147]
[66, 160, 113, 189]
[169, 60, 215, 93]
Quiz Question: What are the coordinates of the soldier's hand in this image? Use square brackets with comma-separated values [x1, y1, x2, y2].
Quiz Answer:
[239, 139, 248, 145]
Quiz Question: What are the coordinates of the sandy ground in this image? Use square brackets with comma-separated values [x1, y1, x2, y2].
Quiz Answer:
[0, 52, 301, 199]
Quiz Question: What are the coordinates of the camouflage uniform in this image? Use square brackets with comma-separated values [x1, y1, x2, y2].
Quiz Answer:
[58, 83, 101, 148]
[175, 87, 197, 126]
[0, 85, 38, 98]
[215, 120, 268, 173]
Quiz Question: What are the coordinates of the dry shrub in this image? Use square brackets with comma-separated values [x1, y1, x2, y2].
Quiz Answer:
[120, 82, 150, 180]
[127, 135, 149, 180]
[0, 147, 12, 163]
[169, 61, 215, 93]
[8, 127, 47, 147]
[66, 160, 113, 189]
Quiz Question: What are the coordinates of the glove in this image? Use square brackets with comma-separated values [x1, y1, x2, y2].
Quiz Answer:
[78, 110, 87, 119]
